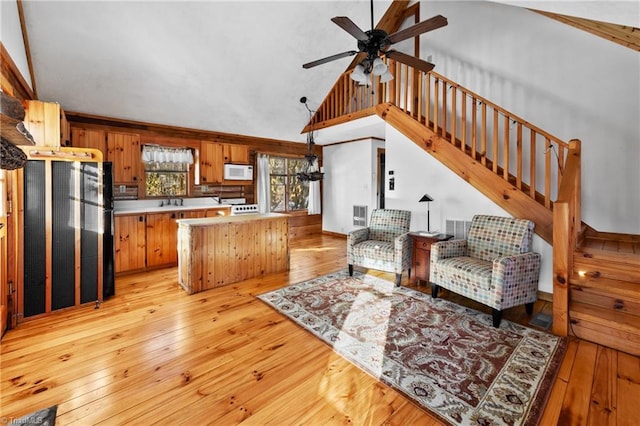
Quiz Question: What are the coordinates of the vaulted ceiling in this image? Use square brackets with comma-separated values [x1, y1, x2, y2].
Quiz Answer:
[11, 1, 640, 145]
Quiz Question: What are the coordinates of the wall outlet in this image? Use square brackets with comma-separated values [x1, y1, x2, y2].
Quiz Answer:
[202, 185, 208, 191]
[118, 185, 126, 193]
[427, 55, 433, 62]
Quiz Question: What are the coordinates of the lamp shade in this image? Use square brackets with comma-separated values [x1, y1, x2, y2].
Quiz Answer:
[419, 193, 434, 203]
[380, 68, 394, 83]
[350, 64, 365, 82]
[372, 58, 387, 75]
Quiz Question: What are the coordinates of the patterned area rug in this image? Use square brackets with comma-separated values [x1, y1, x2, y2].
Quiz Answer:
[258, 271, 566, 425]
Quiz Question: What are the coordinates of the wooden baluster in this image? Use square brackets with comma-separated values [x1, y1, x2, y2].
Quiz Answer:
[451, 86, 457, 149]
[481, 102, 487, 166]
[492, 110, 499, 174]
[461, 93, 467, 155]
[516, 123, 523, 190]
[530, 130, 537, 199]
[434, 79, 439, 135]
[471, 97, 477, 156]
[417, 71, 423, 124]
[425, 73, 431, 129]
[545, 137, 552, 208]
[503, 117, 510, 181]
[403, 64, 409, 113]
[557, 143, 565, 195]
[441, 83, 447, 138]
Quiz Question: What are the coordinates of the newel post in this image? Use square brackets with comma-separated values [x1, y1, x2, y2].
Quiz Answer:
[552, 139, 581, 336]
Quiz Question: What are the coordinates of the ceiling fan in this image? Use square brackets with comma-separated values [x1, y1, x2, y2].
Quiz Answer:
[302, 0, 448, 78]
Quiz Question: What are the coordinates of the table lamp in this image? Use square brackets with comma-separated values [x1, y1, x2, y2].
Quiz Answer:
[418, 193, 434, 232]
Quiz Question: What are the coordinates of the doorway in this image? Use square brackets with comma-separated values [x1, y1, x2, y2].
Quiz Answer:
[377, 148, 385, 209]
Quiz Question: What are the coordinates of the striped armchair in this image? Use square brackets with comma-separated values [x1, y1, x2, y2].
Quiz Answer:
[430, 215, 541, 327]
[347, 209, 412, 286]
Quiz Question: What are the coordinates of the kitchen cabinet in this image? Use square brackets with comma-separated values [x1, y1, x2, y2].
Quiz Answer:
[114, 214, 146, 273]
[223, 144, 249, 164]
[108, 132, 141, 185]
[146, 212, 179, 267]
[71, 127, 107, 160]
[200, 141, 224, 184]
[23, 100, 70, 147]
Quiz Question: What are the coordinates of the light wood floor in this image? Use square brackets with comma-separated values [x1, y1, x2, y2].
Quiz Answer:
[1, 234, 639, 425]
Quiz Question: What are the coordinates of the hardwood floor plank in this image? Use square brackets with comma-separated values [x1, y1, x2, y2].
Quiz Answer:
[1, 234, 639, 425]
[616, 351, 640, 426]
[558, 340, 598, 425]
[587, 346, 617, 425]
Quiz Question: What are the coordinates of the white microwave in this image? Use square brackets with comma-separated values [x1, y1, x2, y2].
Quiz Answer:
[223, 164, 253, 181]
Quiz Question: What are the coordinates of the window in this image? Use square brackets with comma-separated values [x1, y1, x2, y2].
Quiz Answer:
[269, 156, 309, 212]
[142, 145, 193, 197]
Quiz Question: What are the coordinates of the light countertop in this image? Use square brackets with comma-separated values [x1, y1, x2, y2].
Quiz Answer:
[176, 213, 288, 226]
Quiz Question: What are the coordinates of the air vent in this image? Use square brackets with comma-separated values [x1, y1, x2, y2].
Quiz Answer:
[446, 219, 471, 239]
[353, 205, 367, 227]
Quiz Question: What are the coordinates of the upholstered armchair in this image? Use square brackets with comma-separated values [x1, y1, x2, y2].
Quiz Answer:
[347, 209, 412, 287]
[430, 215, 540, 327]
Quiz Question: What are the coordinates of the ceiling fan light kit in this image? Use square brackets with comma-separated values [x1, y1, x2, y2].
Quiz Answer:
[303, 0, 447, 85]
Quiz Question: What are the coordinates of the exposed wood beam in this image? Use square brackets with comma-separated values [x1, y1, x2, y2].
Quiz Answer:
[533, 9, 640, 52]
[16, 0, 37, 98]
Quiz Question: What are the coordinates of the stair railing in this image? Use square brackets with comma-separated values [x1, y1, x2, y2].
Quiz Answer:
[308, 59, 571, 210]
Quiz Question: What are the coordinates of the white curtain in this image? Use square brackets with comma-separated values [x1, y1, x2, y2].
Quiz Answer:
[308, 158, 321, 215]
[257, 153, 271, 213]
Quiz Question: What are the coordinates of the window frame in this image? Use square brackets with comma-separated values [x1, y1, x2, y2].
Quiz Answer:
[268, 155, 309, 213]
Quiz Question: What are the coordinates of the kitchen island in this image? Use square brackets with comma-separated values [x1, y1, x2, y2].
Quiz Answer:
[176, 213, 289, 294]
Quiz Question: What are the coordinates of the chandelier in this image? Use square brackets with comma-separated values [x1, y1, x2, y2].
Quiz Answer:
[350, 54, 394, 86]
[297, 97, 324, 182]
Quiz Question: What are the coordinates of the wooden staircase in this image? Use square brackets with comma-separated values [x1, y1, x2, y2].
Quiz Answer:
[569, 232, 640, 355]
[306, 53, 640, 355]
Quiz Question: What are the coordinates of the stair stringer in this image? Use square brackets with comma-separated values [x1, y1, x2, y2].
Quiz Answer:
[376, 103, 553, 244]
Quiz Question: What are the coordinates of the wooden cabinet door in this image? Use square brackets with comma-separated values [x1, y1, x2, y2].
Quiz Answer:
[108, 132, 141, 184]
[146, 212, 178, 267]
[200, 141, 224, 184]
[114, 215, 146, 273]
[71, 128, 107, 160]
[223, 144, 249, 164]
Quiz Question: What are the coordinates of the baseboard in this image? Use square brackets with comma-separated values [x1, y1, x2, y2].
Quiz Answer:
[538, 290, 553, 303]
[322, 230, 347, 239]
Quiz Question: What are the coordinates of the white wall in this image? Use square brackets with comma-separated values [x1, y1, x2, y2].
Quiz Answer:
[0, 0, 32, 89]
[384, 124, 553, 293]
[411, 0, 640, 233]
[322, 138, 384, 234]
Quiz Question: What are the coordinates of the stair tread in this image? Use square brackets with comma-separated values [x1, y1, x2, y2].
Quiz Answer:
[570, 301, 640, 331]
[570, 274, 640, 298]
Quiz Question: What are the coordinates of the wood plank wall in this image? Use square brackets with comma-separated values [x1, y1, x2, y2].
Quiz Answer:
[66, 112, 323, 238]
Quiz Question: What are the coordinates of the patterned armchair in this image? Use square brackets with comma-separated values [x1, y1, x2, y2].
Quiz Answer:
[430, 215, 540, 327]
[347, 209, 412, 287]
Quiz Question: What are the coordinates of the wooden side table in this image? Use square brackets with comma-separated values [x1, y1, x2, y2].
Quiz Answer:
[410, 232, 454, 286]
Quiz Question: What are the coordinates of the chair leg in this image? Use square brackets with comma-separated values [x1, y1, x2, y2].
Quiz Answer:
[408, 268, 411, 279]
[431, 284, 439, 298]
[348, 264, 353, 276]
[395, 273, 402, 287]
[525, 302, 534, 315]
[492, 309, 502, 328]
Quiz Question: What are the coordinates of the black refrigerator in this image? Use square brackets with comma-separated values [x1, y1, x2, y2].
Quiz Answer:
[102, 162, 115, 299]
[23, 160, 115, 317]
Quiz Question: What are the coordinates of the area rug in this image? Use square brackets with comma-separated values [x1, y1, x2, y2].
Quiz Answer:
[257, 270, 566, 425]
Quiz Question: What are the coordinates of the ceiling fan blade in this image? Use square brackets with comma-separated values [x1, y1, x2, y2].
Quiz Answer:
[386, 15, 448, 45]
[331, 16, 369, 41]
[303, 51, 358, 69]
[385, 51, 435, 73]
